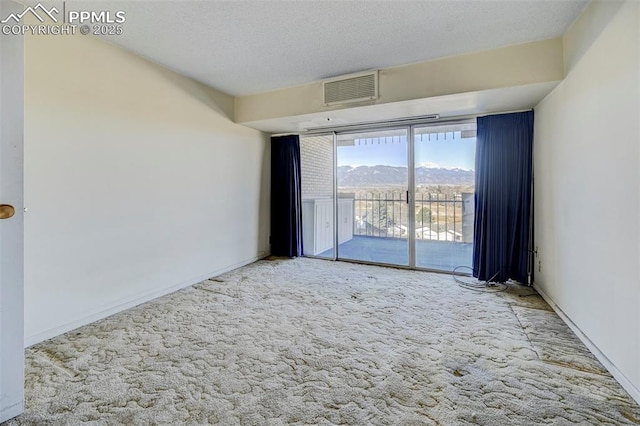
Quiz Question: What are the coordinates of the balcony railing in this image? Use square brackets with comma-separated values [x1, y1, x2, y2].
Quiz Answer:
[351, 192, 473, 242]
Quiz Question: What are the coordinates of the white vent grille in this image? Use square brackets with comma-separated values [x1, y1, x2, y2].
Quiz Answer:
[323, 71, 378, 106]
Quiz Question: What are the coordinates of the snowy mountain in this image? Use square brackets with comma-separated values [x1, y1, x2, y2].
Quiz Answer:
[337, 165, 474, 187]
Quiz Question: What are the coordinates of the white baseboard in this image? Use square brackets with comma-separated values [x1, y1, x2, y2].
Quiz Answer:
[0, 400, 24, 423]
[25, 254, 268, 347]
[533, 283, 640, 405]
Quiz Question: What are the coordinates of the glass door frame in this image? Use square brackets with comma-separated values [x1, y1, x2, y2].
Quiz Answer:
[334, 125, 413, 268]
[410, 120, 476, 272]
[301, 118, 475, 273]
[298, 132, 338, 261]
[407, 125, 416, 269]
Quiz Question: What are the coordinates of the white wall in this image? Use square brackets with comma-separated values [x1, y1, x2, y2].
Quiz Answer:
[534, 0, 640, 401]
[0, 0, 25, 421]
[24, 32, 270, 345]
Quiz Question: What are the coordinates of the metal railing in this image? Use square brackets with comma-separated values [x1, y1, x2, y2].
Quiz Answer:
[351, 192, 470, 242]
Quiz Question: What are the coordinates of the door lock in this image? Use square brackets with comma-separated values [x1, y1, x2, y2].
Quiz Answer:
[0, 204, 16, 219]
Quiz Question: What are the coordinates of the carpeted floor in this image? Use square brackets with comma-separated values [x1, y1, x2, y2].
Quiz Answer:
[6, 258, 640, 425]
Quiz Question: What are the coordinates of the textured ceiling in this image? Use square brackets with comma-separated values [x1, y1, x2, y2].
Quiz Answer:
[77, 0, 588, 96]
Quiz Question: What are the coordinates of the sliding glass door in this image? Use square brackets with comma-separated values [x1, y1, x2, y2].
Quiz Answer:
[413, 124, 476, 270]
[300, 134, 336, 259]
[300, 121, 476, 273]
[336, 129, 409, 266]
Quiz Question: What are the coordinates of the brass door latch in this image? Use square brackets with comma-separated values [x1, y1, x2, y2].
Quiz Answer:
[0, 204, 16, 219]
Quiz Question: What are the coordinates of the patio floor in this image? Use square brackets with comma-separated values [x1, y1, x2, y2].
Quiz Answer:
[319, 235, 473, 271]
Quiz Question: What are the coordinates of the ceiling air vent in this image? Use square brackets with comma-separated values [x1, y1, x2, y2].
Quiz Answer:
[323, 71, 378, 106]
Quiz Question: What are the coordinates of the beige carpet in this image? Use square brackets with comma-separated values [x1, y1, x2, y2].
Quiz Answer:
[6, 258, 640, 425]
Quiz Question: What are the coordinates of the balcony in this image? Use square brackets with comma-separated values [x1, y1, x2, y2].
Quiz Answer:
[325, 236, 473, 270]
[318, 191, 474, 271]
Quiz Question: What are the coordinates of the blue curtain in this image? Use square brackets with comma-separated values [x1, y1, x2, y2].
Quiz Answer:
[473, 111, 534, 283]
[271, 135, 303, 257]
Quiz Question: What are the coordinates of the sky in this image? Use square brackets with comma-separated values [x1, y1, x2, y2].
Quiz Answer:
[337, 132, 476, 170]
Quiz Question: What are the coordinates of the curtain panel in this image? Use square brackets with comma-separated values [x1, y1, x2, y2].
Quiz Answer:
[270, 135, 303, 257]
[473, 111, 534, 283]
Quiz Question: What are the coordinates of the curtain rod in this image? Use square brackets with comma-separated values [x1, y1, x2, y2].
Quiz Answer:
[271, 108, 533, 137]
[302, 116, 468, 135]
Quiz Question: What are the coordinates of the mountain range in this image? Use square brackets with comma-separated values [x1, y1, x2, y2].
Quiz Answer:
[338, 165, 475, 187]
